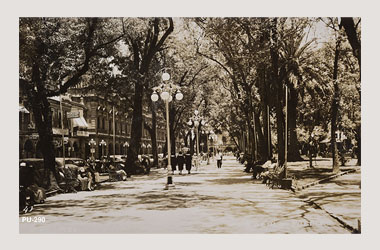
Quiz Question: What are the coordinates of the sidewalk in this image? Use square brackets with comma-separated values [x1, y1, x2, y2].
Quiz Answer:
[39, 157, 360, 233]
[21, 156, 353, 233]
[271, 157, 361, 233]
[296, 169, 361, 233]
[285, 157, 360, 191]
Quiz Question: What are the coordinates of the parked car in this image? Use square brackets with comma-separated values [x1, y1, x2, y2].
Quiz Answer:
[140, 154, 153, 167]
[110, 155, 127, 163]
[66, 158, 87, 167]
[55, 158, 80, 173]
[108, 163, 127, 181]
[19, 158, 48, 189]
[19, 158, 64, 192]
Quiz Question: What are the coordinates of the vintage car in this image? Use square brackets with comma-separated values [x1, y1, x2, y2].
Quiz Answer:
[19, 158, 64, 192]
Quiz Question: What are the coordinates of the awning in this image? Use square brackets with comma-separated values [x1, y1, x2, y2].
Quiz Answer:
[72, 117, 89, 129]
[19, 105, 29, 113]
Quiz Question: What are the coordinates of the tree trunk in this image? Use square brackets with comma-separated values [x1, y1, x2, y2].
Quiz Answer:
[331, 34, 341, 173]
[32, 98, 59, 190]
[270, 18, 285, 166]
[262, 104, 271, 161]
[151, 102, 158, 168]
[30, 64, 60, 190]
[254, 110, 266, 161]
[126, 81, 143, 174]
[356, 125, 361, 166]
[340, 17, 361, 166]
[275, 84, 285, 166]
[340, 18, 361, 67]
[287, 84, 302, 161]
[262, 66, 272, 161]
[309, 144, 313, 168]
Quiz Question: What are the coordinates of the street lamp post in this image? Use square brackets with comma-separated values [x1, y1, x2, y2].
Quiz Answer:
[210, 131, 217, 158]
[123, 142, 129, 156]
[151, 71, 183, 189]
[188, 110, 205, 170]
[99, 139, 107, 160]
[88, 139, 97, 161]
[204, 129, 214, 165]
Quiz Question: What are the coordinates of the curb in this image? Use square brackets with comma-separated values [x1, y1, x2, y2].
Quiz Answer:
[46, 190, 59, 197]
[290, 168, 357, 192]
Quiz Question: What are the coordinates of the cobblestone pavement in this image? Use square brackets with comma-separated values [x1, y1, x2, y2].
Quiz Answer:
[19, 156, 354, 234]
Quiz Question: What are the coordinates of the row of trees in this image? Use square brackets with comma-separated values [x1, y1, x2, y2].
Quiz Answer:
[19, 18, 216, 188]
[19, 17, 361, 189]
[192, 17, 361, 172]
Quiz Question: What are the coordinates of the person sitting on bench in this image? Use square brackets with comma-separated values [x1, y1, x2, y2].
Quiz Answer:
[252, 159, 272, 179]
[261, 159, 283, 184]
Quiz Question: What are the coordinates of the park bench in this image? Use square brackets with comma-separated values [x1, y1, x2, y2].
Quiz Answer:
[266, 165, 285, 188]
[263, 165, 291, 189]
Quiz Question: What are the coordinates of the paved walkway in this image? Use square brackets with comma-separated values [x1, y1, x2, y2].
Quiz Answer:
[296, 169, 361, 232]
[20, 156, 357, 234]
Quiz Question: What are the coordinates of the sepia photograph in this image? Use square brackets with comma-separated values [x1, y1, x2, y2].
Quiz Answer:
[17, 15, 362, 234]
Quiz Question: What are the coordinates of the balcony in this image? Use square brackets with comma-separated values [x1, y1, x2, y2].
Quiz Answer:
[75, 130, 89, 137]
[52, 128, 69, 135]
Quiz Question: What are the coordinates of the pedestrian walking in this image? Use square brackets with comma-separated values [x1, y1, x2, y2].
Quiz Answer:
[185, 150, 192, 174]
[163, 154, 168, 169]
[216, 151, 223, 168]
[171, 154, 177, 174]
[177, 151, 185, 174]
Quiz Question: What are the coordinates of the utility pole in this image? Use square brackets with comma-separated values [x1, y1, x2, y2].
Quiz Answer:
[284, 84, 288, 178]
[267, 105, 271, 160]
[59, 88, 65, 168]
[113, 105, 116, 165]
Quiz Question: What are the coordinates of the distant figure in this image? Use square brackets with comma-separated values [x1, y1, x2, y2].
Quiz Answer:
[163, 154, 168, 169]
[63, 166, 79, 193]
[216, 151, 223, 168]
[171, 154, 177, 174]
[252, 159, 270, 179]
[77, 167, 92, 191]
[141, 157, 150, 175]
[185, 150, 192, 174]
[177, 151, 185, 175]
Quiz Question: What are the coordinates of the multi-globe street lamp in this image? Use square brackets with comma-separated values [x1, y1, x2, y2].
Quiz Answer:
[202, 128, 214, 165]
[88, 138, 97, 161]
[99, 139, 107, 159]
[187, 110, 205, 169]
[141, 143, 146, 155]
[209, 130, 217, 158]
[151, 72, 183, 189]
[123, 141, 129, 156]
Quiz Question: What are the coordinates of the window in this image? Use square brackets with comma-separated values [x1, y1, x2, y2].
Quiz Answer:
[97, 117, 100, 129]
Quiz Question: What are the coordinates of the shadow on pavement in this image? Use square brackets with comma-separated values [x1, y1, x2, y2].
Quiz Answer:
[206, 177, 252, 185]
[132, 192, 227, 210]
[289, 167, 335, 180]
